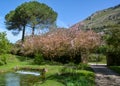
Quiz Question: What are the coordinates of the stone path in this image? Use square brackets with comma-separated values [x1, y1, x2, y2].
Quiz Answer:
[90, 64, 120, 86]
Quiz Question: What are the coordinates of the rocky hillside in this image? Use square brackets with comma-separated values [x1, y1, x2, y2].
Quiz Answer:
[71, 4, 120, 32]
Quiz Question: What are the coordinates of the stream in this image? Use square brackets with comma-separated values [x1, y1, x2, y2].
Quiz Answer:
[0, 71, 41, 86]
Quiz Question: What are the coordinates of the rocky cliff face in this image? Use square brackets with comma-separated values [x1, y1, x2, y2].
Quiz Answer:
[71, 4, 120, 32]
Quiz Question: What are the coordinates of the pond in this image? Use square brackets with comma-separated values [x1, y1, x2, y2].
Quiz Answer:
[0, 71, 41, 86]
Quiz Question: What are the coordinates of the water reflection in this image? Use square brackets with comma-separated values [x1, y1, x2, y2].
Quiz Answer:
[6, 73, 20, 86]
[0, 72, 41, 86]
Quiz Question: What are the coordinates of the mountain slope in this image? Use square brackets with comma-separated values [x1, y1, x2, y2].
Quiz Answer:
[71, 4, 120, 32]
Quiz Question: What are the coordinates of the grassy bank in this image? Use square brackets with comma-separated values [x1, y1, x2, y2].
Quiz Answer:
[0, 54, 95, 86]
[109, 66, 120, 74]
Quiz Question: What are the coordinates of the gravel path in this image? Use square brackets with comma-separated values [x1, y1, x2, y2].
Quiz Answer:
[90, 64, 120, 86]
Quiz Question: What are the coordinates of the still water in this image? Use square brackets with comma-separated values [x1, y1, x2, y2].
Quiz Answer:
[0, 71, 41, 86]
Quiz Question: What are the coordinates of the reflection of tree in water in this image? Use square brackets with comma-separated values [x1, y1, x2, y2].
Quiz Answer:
[6, 73, 20, 86]
[0, 73, 6, 86]
[19, 73, 41, 86]
[0, 72, 41, 86]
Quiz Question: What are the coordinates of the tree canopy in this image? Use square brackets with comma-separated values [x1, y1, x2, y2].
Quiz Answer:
[5, 1, 57, 42]
[0, 32, 11, 54]
[105, 27, 120, 65]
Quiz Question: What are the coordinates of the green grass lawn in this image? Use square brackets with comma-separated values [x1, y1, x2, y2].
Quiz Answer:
[0, 54, 95, 86]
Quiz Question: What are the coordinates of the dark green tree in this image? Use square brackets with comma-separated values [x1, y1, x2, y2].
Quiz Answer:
[5, 1, 57, 42]
[24, 1, 57, 35]
[0, 32, 11, 54]
[0, 32, 11, 65]
[105, 27, 120, 65]
[5, 5, 28, 42]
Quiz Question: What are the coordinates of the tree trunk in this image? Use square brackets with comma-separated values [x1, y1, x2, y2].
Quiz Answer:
[22, 25, 25, 42]
[81, 51, 89, 63]
[32, 27, 35, 36]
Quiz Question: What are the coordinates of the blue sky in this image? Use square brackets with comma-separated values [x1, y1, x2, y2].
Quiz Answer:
[0, 0, 120, 43]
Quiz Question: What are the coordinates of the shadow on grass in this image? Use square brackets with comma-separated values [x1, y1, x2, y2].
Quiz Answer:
[15, 55, 28, 61]
[109, 66, 120, 74]
[31, 60, 63, 66]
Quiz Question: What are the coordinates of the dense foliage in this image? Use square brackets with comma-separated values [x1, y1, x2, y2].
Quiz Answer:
[0, 32, 11, 65]
[0, 32, 11, 54]
[105, 27, 120, 66]
[21, 28, 101, 64]
[58, 63, 94, 86]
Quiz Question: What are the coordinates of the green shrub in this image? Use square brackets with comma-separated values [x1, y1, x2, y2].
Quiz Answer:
[0, 54, 7, 65]
[105, 28, 120, 65]
[88, 54, 106, 62]
[64, 75, 94, 86]
[60, 66, 77, 75]
[77, 63, 89, 70]
[34, 52, 44, 65]
[0, 32, 11, 54]
[0, 60, 4, 66]
[59, 66, 95, 86]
